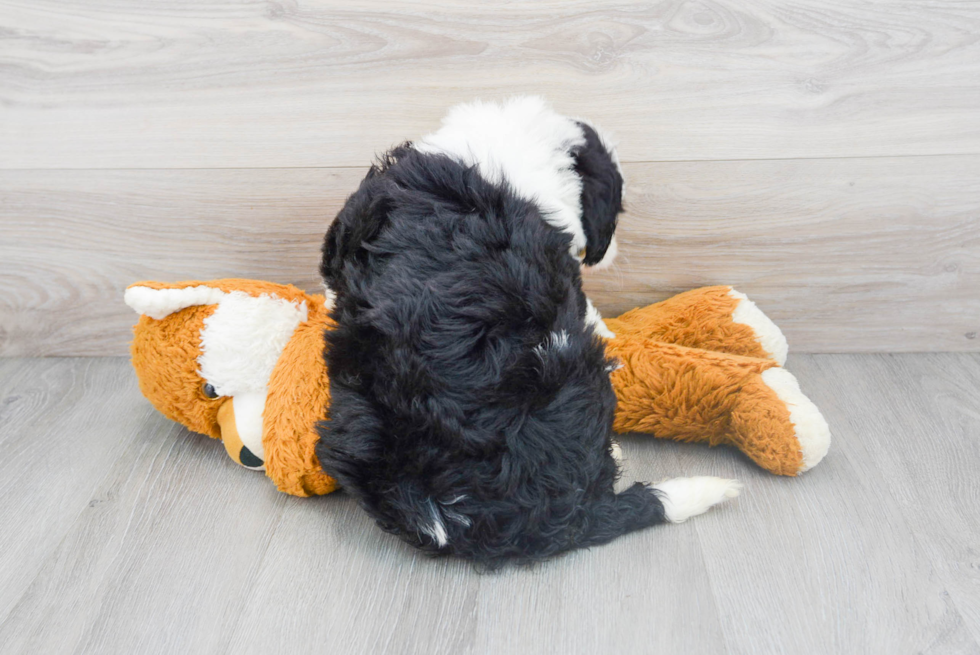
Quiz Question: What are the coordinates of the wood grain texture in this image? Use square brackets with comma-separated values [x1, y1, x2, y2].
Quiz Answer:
[1, 354, 979, 654]
[0, 358, 154, 623]
[0, 166, 363, 356]
[0, 363, 290, 654]
[2, 0, 980, 168]
[2, 155, 978, 356]
[590, 156, 980, 351]
[792, 352, 980, 646]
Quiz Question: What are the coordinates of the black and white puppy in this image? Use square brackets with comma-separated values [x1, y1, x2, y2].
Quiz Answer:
[318, 97, 739, 566]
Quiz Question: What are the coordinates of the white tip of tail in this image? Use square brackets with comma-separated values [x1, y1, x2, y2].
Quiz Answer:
[650, 477, 742, 523]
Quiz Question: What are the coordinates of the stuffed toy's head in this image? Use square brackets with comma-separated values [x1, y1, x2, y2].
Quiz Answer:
[124, 279, 314, 471]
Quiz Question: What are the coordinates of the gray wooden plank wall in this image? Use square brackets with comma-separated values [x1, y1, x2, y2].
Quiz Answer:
[1, 354, 978, 654]
[1, 0, 979, 356]
[4, 0, 980, 167]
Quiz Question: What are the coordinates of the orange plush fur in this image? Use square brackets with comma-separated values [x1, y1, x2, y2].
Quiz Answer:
[263, 296, 338, 496]
[604, 287, 812, 476]
[127, 281, 830, 496]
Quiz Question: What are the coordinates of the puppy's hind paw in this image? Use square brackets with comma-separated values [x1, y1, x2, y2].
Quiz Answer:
[648, 477, 742, 523]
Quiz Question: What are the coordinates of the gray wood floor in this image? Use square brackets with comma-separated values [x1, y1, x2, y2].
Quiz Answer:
[1, 353, 978, 654]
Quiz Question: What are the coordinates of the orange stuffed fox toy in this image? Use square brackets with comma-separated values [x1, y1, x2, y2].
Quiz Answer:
[125, 280, 830, 497]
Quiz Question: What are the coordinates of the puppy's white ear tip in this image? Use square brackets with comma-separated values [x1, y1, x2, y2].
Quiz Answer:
[587, 235, 618, 271]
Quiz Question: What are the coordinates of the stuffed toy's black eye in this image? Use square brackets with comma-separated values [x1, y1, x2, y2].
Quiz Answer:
[202, 383, 219, 399]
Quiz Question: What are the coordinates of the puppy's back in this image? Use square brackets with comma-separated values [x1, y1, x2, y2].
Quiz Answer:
[318, 104, 739, 565]
[318, 147, 628, 560]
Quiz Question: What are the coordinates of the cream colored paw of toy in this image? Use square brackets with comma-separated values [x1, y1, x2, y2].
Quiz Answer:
[124, 280, 831, 497]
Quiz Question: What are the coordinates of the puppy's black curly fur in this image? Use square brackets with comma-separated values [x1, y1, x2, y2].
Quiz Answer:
[317, 143, 667, 567]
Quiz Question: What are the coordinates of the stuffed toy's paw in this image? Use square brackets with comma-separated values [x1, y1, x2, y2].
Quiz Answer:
[607, 338, 830, 475]
[728, 366, 831, 474]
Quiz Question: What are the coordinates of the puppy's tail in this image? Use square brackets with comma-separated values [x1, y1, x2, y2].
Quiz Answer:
[578, 477, 742, 548]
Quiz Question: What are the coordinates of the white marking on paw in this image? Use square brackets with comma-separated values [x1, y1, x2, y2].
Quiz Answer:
[611, 441, 631, 492]
[761, 367, 832, 473]
[649, 477, 742, 523]
[605, 360, 624, 373]
[728, 288, 788, 366]
[322, 286, 337, 311]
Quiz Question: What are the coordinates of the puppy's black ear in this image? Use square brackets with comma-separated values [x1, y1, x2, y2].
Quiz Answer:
[572, 122, 624, 266]
[319, 170, 396, 294]
[319, 218, 346, 293]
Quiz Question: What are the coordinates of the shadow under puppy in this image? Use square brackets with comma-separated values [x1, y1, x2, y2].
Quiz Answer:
[318, 97, 740, 566]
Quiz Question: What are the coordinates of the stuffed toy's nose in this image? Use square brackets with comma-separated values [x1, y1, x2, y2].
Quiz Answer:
[216, 398, 266, 471]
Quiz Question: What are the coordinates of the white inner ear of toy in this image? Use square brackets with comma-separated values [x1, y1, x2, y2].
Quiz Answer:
[124, 285, 227, 320]
[198, 291, 308, 399]
[415, 96, 589, 256]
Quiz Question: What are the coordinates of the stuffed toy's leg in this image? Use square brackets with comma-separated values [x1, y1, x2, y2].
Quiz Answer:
[604, 286, 788, 365]
[607, 337, 830, 476]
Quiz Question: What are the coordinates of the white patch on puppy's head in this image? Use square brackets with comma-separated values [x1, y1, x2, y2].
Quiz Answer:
[416, 96, 589, 255]
[416, 96, 625, 273]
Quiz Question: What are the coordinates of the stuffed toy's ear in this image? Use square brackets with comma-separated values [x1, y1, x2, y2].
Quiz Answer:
[126, 281, 227, 442]
[124, 283, 227, 320]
